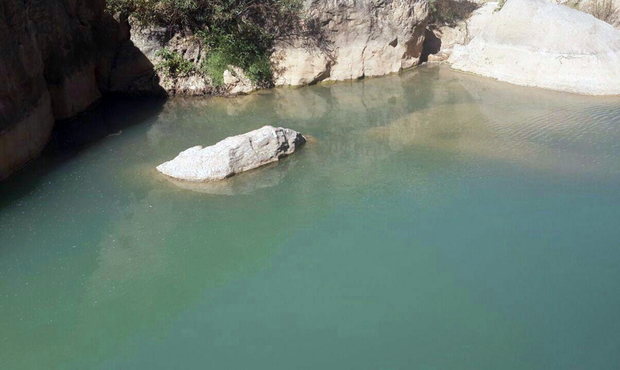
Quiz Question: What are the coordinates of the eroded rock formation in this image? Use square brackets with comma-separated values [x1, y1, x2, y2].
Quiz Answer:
[1, 0, 430, 180]
[448, 0, 620, 95]
[273, 0, 430, 86]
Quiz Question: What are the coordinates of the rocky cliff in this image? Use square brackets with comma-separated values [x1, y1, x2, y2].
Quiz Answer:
[273, 0, 430, 85]
[0, 0, 135, 180]
[115, 0, 430, 94]
[1, 0, 430, 180]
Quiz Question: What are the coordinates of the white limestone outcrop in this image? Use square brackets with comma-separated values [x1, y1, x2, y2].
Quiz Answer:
[448, 0, 620, 95]
[157, 126, 306, 182]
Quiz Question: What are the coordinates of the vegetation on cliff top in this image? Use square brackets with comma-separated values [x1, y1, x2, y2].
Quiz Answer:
[429, 0, 479, 26]
[107, 0, 305, 87]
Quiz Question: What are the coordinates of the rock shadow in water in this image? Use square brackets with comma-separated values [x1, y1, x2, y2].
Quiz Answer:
[367, 65, 620, 176]
[158, 158, 299, 196]
[0, 97, 166, 210]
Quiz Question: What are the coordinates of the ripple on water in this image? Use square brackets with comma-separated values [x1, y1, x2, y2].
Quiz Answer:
[1, 65, 620, 370]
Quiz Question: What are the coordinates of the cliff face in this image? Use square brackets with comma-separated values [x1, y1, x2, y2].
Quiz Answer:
[0, 0, 429, 180]
[448, 0, 620, 95]
[273, 0, 430, 86]
[0, 0, 130, 180]
[30, 0, 107, 119]
[1, 1, 53, 180]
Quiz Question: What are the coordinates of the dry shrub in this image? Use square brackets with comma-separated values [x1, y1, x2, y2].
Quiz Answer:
[587, 0, 620, 27]
[429, 0, 479, 26]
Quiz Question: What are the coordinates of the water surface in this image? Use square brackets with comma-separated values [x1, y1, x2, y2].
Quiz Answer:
[1, 66, 620, 369]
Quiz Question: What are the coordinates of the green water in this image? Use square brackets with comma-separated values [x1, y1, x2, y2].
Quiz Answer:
[1, 66, 620, 369]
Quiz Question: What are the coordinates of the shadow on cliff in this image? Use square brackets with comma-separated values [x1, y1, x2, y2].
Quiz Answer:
[0, 96, 166, 210]
[0, 3, 174, 208]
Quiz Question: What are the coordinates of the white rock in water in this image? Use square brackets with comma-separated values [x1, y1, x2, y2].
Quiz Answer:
[448, 0, 620, 95]
[156, 126, 306, 182]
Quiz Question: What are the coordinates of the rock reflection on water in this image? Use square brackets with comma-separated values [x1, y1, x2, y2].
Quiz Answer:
[159, 159, 297, 195]
[144, 65, 620, 198]
[367, 66, 620, 176]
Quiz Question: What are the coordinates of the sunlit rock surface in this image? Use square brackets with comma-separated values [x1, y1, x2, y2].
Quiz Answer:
[223, 66, 255, 95]
[273, 0, 429, 86]
[157, 126, 306, 182]
[449, 0, 620, 95]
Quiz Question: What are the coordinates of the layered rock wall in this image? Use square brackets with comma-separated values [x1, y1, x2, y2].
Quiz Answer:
[273, 0, 430, 86]
[1, 0, 430, 180]
[0, 0, 130, 180]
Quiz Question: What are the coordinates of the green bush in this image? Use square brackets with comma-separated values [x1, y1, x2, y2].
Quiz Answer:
[200, 49, 228, 86]
[199, 28, 274, 87]
[107, 0, 304, 86]
[155, 49, 196, 78]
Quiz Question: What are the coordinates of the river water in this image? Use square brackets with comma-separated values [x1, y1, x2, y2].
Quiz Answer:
[1, 65, 620, 369]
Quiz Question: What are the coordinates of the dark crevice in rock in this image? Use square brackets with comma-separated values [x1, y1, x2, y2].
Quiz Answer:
[420, 27, 442, 64]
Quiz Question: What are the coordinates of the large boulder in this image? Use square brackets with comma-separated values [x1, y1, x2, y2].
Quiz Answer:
[448, 0, 620, 95]
[273, 0, 429, 86]
[156, 126, 306, 182]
